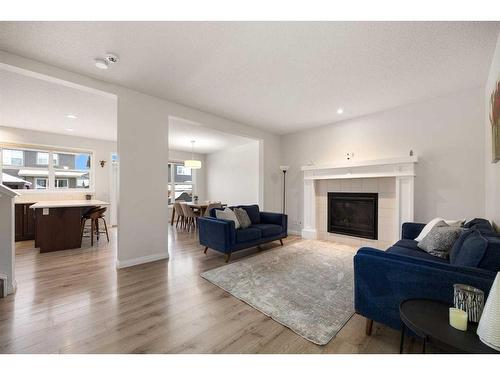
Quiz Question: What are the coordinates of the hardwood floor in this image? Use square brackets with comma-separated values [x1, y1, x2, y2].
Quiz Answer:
[0, 226, 427, 353]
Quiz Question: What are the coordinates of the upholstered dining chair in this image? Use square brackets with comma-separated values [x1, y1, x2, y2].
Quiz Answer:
[173, 200, 185, 228]
[180, 202, 200, 231]
[204, 202, 222, 217]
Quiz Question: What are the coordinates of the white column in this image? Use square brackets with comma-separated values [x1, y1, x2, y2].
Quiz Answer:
[395, 176, 415, 239]
[301, 171, 317, 239]
[0, 185, 19, 295]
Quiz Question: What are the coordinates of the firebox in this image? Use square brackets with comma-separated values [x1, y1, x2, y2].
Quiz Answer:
[327, 192, 378, 240]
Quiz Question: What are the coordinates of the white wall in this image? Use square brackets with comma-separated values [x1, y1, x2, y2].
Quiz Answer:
[0, 50, 281, 271]
[282, 87, 486, 233]
[206, 141, 260, 206]
[168, 149, 206, 201]
[485, 32, 500, 230]
[0, 126, 116, 202]
[0, 186, 16, 295]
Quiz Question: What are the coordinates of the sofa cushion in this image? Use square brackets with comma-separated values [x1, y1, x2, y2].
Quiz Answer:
[463, 218, 494, 233]
[393, 239, 419, 251]
[451, 230, 488, 268]
[251, 223, 282, 237]
[386, 246, 448, 263]
[477, 233, 500, 272]
[449, 229, 474, 263]
[417, 222, 463, 259]
[215, 207, 241, 229]
[233, 207, 252, 229]
[239, 205, 260, 224]
[235, 227, 262, 243]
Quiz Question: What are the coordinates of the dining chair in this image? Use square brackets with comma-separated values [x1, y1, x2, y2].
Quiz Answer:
[204, 202, 222, 217]
[173, 201, 185, 228]
[180, 202, 200, 231]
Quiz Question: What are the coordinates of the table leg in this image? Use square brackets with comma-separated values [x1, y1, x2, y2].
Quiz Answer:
[399, 324, 405, 354]
[170, 206, 175, 226]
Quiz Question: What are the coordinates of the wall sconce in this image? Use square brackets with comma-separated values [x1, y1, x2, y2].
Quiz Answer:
[100, 160, 106, 168]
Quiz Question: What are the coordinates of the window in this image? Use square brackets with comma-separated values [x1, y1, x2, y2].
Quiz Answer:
[176, 165, 191, 176]
[168, 162, 194, 204]
[35, 178, 47, 189]
[55, 179, 69, 188]
[1, 145, 93, 192]
[2, 149, 24, 166]
[36, 152, 58, 166]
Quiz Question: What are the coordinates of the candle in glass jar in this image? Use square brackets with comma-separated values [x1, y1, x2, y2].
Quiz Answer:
[449, 308, 468, 331]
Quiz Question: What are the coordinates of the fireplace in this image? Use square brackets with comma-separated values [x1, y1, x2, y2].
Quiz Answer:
[327, 192, 378, 240]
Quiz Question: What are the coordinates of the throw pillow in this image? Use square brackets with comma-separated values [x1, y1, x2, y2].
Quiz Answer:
[417, 221, 463, 259]
[415, 217, 464, 242]
[451, 230, 488, 268]
[238, 205, 261, 224]
[233, 207, 252, 229]
[415, 217, 444, 242]
[215, 207, 241, 229]
[449, 229, 474, 263]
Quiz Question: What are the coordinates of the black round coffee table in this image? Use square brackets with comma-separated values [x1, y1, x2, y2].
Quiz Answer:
[399, 299, 498, 354]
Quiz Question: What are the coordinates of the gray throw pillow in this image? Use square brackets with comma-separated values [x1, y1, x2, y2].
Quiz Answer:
[233, 207, 252, 229]
[215, 207, 240, 229]
[417, 221, 463, 259]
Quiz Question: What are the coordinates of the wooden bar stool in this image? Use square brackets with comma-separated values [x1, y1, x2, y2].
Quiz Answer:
[81, 207, 110, 246]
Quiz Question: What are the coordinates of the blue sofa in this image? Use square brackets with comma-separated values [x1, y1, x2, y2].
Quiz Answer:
[198, 204, 287, 262]
[354, 219, 499, 333]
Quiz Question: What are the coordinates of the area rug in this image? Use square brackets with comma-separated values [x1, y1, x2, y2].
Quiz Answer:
[200, 240, 356, 345]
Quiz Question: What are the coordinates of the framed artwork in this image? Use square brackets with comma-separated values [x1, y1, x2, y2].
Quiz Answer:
[490, 79, 500, 163]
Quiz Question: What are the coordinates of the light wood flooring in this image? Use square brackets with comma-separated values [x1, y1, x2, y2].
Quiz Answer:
[0, 226, 428, 353]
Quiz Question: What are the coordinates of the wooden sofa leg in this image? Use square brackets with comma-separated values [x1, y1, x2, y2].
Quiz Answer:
[365, 318, 374, 336]
[279, 239, 284, 246]
[204, 246, 208, 254]
[225, 253, 231, 263]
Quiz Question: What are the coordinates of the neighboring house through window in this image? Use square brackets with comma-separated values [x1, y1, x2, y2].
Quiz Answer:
[1, 145, 93, 191]
[55, 179, 69, 188]
[36, 152, 59, 166]
[35, 178, 48, 189]
[2, 149, 24, 166]
[168, 162, 195, 204]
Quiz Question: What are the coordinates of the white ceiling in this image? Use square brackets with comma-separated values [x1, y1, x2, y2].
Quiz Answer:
[0, 68, 117, 141]
[0, 22, 499, 134]
[169, 117, 255, 154]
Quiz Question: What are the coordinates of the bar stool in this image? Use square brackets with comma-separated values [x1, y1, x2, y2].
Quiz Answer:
[81, 207, 110, 246]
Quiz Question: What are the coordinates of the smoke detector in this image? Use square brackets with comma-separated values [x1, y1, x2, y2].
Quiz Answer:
[105, 53, 118, 64]
[94, 53, 119, 70]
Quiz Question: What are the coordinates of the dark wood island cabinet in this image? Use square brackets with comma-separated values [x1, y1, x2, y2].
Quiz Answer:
[15, 203, 36, 241]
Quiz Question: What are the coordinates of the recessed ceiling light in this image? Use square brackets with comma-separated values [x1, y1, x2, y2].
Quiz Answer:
[66, 114, 77, 119]
[65, 128, 74, 132]
[94, 58, 109, 70]
[337, 108, 344, 114]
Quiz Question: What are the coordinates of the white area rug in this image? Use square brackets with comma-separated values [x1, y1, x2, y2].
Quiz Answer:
[201, 240, 356, 345]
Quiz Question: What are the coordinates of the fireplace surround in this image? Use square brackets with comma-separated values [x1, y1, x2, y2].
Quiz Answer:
[301, 156, 417, 244]
[328, 192, 378, 240]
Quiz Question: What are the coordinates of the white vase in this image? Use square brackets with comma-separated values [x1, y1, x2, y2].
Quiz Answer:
[477, 272, 500, 351]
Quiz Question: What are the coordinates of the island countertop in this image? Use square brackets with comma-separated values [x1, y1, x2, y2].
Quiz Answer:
[30, 200, 109, 209]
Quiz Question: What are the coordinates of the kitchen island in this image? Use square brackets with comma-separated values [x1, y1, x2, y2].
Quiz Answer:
[30, 200, 109, 252]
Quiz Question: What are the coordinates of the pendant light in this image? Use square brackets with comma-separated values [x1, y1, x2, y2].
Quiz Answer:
[184, 140, 202, 169]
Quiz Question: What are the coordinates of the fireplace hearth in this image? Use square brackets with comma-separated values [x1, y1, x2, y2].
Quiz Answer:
[327, 192, 378, 240]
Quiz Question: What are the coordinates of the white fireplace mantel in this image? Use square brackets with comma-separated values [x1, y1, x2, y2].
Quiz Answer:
[301, 156, 418, 240]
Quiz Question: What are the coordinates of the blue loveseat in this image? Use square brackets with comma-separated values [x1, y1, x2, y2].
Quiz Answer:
[354, 218, 500, 333]
[198, 204, 287, 262]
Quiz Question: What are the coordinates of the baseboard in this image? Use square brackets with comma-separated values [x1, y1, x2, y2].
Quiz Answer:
[287, 230, 302, 236]
[0, 275, 14, 297]
[301, 228, 318, 239]
[116, 252, 169, 269]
